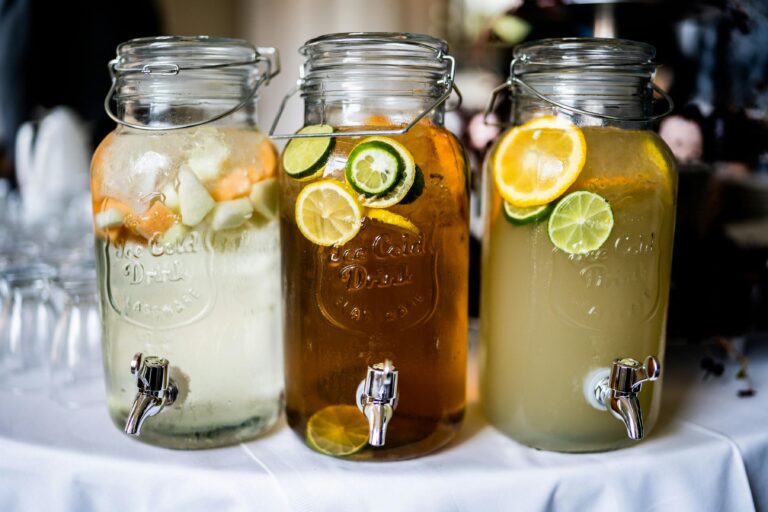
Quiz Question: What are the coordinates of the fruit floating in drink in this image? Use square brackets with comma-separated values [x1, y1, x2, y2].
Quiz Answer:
[92, 37, 283, 449]
[480, 38, 677, 452]
[278, 31, 469, 461]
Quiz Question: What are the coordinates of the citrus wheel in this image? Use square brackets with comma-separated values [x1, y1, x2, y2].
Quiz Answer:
[295, 180, 362, 246]
[547, 191, 614, 254]
[492, 116, 586, 207]
[306, 405, 370, 457]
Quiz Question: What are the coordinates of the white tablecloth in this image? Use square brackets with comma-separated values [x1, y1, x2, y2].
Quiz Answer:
[1, 334, 766, 512]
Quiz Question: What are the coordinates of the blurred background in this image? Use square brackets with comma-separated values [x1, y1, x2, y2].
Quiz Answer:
[0, 0, 766, 347]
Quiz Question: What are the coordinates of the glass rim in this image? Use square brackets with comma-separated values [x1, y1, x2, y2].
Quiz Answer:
[114, 35, 259, 73]
[513, 37, 656, 70]
[301, 32, 448, 54]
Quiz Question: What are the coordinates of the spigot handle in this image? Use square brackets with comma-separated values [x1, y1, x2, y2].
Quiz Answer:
[610, 356, 661, 394]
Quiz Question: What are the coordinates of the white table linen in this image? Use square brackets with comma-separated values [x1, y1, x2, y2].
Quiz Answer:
[1, 340, 765, 512]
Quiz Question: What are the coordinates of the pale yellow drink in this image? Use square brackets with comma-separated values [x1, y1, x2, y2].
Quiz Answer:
[480, 127, 676, 452]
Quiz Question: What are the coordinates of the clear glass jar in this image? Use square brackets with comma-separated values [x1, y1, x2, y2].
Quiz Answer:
[91, 36, 283, 448]
[480, 38, 677, 452]
[277, 33, 469, 460]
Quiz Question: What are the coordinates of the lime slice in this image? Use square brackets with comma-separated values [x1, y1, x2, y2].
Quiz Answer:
[295, 180, 362, 246]
[306, 405, 369, 457]
[399, 165, 425, 205]
[282, 124, 335, 180]
[366, 208, 419, 235]
[548, 191, 614, 254]
[360, 137, 416, 208]
[345, 140, 403, 196]
[502, 201, 552, 225]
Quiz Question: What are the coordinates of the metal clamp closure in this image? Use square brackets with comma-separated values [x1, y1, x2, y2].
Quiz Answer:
[104, 46, 280, 131]
[483, 58, 674, 126]
[269, 51, 462, 140]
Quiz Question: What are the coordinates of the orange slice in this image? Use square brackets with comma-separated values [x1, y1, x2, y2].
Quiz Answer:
[492, 116, 586, 207]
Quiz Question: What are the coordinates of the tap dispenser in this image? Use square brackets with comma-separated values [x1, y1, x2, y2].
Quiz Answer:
[124, 353, 178, 436]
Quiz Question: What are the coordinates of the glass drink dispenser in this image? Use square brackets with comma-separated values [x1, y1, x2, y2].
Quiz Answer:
[274, 33, 469, 460]
[92, 37, 283, 448]
[480, 38, 677, 452]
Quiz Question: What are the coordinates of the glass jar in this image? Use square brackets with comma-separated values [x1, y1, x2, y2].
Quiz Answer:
[276, 33, 469, 460]
[480, 38, 677, 452]
[91, 36, 283, 448]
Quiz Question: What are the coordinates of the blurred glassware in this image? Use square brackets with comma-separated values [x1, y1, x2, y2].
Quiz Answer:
[49, 261, 103, 407]
[0, 263, 58, 394]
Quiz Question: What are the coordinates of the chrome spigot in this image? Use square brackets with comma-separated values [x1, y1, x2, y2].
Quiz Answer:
[591, 356, 661, 440]
[356, 360, 399, 447]
[124, 352, 178, 436]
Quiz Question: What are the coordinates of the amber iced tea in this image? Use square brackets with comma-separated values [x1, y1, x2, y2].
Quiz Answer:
[281, 122, 469, 460]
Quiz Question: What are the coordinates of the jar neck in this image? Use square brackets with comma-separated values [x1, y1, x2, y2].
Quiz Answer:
[111, 36, 265, 130]
[510, 38, 658, 130]
[298, 32, 451, 128]
[304, 96, 445, 128]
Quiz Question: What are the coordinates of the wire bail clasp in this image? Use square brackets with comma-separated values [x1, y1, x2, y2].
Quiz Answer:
[269, 48, 462, 140]
[483, 58, 675, 126]
[104, 46, 281, 131]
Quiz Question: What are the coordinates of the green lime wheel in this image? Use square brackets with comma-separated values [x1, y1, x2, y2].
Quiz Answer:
[345, 140, 403, 196]
[502, 201, 552, 225]
[547, 191, 614, 254]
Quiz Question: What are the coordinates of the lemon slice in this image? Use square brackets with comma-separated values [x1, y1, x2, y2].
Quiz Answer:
[548, 191, 614, 254]
[295, 180, 362, 246]
[306, 405, 370, 457]
[493, 116, 586, 207]
[366, 209, 420, 235]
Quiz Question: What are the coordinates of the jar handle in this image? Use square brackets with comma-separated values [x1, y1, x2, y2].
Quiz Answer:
[268, 55, 462, 140]
[103, 47, 280, 131]
[483, 59, 674, 126]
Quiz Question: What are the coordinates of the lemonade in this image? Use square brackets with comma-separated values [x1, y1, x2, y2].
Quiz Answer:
[480, 125, 677, 452]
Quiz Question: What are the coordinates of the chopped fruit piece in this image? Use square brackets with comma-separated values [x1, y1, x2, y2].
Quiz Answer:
[210, 198, 253, 231]
[366, 209, 419, 235]
[306, 405, 370, 457]
[258, 139, 278, 178]
[492, 116, 586, 207]
[179, 168, 216, 227]
[187, 129, 230, 182]
[162, 183, 180, 212]
[124, 201, 176, 240]
[249, 178, 278, 221]
[159, 223, 190, 245]
[95, 208, 126, 229]
[295, 180, 362, 246]
[210, 170, 251, 201]
[282, 124, 334, 180]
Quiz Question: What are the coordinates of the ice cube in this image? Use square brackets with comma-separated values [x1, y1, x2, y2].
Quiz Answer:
[186, 128, 230, 183]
